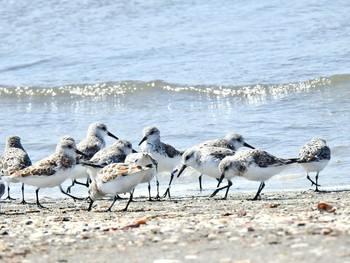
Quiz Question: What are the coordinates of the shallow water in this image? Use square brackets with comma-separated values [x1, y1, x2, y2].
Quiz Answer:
[0, 1, 349, 199]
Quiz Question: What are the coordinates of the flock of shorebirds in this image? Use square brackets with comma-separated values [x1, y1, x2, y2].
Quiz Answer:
[0, 122, 331, 212]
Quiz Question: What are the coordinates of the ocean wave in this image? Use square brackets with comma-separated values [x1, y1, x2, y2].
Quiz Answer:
[0, 74, 342, 100]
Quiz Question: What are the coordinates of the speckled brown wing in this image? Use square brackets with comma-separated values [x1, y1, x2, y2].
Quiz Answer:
[12, 157, 57, 178]
[98, 163, 144, 183]
[164, 143, 183, 158]
[77, 140, 102, 161]
[252, 150, 284, 167]
[298, 143, 331, 163]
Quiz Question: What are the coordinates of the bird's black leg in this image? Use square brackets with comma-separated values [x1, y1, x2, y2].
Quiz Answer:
[19, 183, 27, 205]
[60, 186, 85, 201]
[36, 188, 47, 209]
[121, 190, 134, 212]
[87, 198, 94, 211]
[106, 196, 118, 212]
[155, 178, 160, 200]
[315, 172, 320, 192]
[306, 174, 320, 187]
[148, 183, 152, 201]
[198, 174, 203, 192]
[216, 178, 223, 188]
[210, 180, 230, 198]
[250, 182, 265, 201]
[163, 169, 177, 198]
[66, 180, 75, 193]
[223, 180, 233, 199]
[5, 185, 16, 200]
[74, 179, 90, 187]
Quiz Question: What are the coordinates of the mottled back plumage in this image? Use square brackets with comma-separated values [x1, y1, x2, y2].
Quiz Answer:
[200, 133, 255, 151]
[0, 136, 32, 175]
[89, 140, 134, 165]
[298, 138, 331, 163]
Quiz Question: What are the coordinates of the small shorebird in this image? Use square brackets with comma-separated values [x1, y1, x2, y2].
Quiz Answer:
[0, 135, 32, 204]
[166, 146, 235, 194]
[297, 138, 331, 192]
[68, 122, 119, 191]
[138, 126, 183, 198]
[78, 139, 135, 180]
[195, 133, 255, 190]
[125, 152, 159, 200]
[88, 162, 156, 212]
[11, 136, 85, 208]
[212, 149, 298, 200]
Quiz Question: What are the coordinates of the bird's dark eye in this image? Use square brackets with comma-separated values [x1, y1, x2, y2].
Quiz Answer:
[67, 145, 73, 149]
[102, 127, 107, 131]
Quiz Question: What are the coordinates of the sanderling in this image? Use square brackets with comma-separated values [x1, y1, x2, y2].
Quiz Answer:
[196, 133, 255, 190]
[88, 162, 156, 212]
[0, 135, 32, 204]
[165, 146, 235, 194]
[125, 152, 159, 200]
[68, 122, 119, 191]
[212, 149, 298, 200]
[11, 136, 85, 208]
[138, 126, 183, 198]
[80, 139, 135, 182]
[297, 138, 331, 192]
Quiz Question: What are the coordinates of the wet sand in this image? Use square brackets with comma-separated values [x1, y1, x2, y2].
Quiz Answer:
[0, 189, 349, 263]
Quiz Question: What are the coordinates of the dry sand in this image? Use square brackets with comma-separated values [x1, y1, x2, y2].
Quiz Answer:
[1, 189, 350, 263]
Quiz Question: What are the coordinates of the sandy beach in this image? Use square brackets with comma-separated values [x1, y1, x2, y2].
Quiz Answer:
[1, 189, 349, 263]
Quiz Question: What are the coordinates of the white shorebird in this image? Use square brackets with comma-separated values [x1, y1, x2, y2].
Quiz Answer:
[166, 146, 235, 194]
[0, 135, 32, 204]
[125, 152, 159, 200]
[138, 126, 183, 198]
[212, 149, 298, 200]
[297, 138, 331, 192]
[11, 136, 85, 208]
[77, 139, 135, 181]
[195, 133, 255, 190]
[68, 122, 119, 191]
[88, 162, 156, 212]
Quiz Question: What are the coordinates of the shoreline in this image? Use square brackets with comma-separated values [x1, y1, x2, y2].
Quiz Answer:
[1, 190, 350, 263]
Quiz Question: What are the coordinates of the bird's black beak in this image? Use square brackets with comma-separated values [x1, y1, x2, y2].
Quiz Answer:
[177, 164, 187, 178]
[243, 142, 255, 149]
[132, 149, 138, 153]
[138, 136, 147, 146]
[107, 131, 119, 140]
[76, 149, 88, 158]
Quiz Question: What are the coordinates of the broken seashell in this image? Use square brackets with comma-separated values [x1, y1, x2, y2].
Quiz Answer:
[317, 202, 336, 213]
